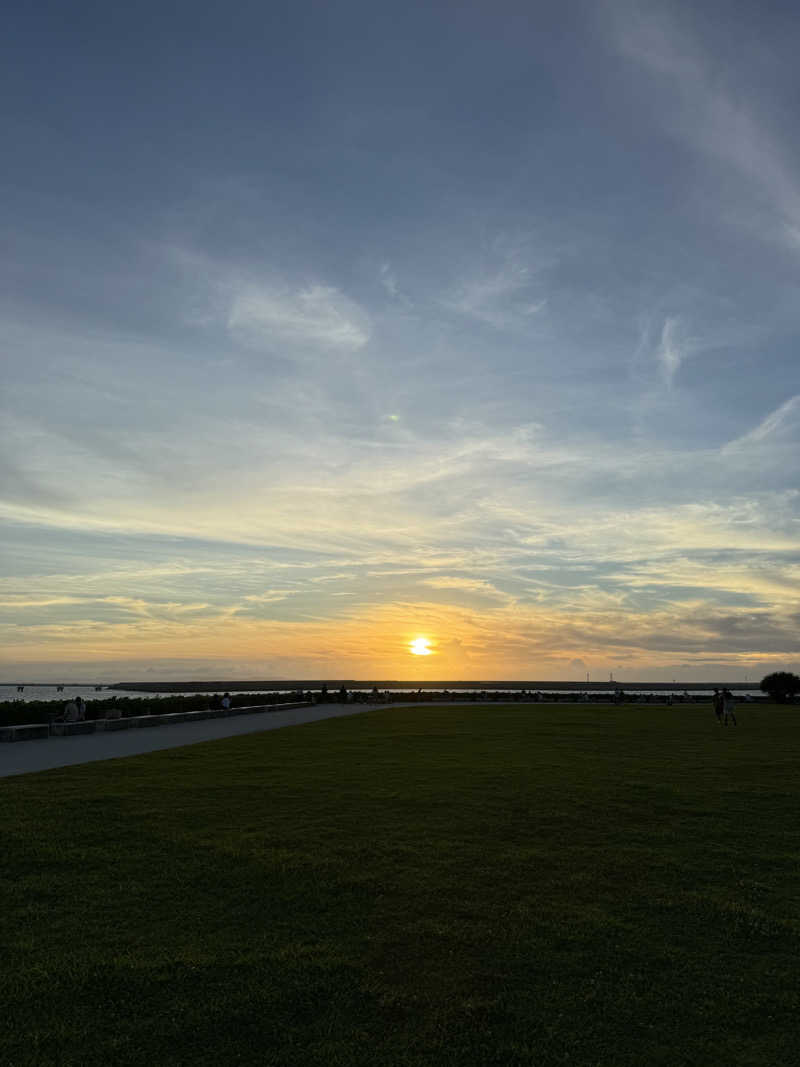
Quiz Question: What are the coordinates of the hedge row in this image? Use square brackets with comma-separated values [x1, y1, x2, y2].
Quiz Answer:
[0, 692, 283, 728]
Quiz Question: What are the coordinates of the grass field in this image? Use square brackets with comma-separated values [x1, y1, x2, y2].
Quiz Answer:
[2, 702, 799, 1066]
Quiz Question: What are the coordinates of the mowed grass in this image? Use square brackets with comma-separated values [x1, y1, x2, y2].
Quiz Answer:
[2, 703, 799, 1066]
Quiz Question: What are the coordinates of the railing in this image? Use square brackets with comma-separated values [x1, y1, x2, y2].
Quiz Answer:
[0, 701, 314, 742]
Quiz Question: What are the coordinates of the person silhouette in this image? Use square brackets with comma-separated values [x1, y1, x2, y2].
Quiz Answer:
[712, 689, 723, 724]
[722, 688, 737, 726]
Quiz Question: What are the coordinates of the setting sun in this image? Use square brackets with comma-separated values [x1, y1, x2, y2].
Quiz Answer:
[409, 637, 433, 656]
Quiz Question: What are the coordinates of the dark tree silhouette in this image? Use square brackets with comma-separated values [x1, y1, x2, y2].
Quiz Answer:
[760, 671, 800, 702]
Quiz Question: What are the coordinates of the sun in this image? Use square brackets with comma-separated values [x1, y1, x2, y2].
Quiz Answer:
[409, 637, 433, 656]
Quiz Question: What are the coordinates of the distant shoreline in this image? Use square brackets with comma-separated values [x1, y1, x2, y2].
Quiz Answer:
[102, 679, 758, 693]
[1, 679, 761, 694]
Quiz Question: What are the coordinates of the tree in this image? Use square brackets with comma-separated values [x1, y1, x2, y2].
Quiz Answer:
[760, 672, 800, 702]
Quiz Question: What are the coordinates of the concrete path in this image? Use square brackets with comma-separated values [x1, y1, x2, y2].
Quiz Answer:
[0, 703, 401, 779]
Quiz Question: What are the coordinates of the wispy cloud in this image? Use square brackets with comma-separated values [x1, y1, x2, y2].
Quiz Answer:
[723, 394, 800, 452]
[0, 596, 85, 609]
[242, 591, 293, 603]
[655, 317, 695, 387]
[380, 262, 398, 297]
[228, 282, 370, 351]
[611, 2, 800, 248]
[420, 576, 513, 602]
[379, 261, 410, 305]
[444, 250, 547, 332]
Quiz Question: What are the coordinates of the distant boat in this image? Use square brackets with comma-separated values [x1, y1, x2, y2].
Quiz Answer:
[94, 686, 102, 691]
[57, 685, 64, 692]
[17, 685, 24, 692]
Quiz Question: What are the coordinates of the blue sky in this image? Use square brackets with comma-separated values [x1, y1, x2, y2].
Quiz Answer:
[2, 1, 799, 681]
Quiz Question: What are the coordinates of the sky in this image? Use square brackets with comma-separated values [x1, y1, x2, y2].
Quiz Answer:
[2, 1, 799, 683]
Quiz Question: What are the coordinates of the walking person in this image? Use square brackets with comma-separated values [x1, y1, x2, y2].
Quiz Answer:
[722, 688, 737, 726]
[712, 689, 724, 724]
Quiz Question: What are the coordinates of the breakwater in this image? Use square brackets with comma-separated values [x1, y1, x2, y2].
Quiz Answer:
[108, 679, 760, 694]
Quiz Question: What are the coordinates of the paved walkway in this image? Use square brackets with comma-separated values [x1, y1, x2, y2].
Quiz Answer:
[0, 703, 399, 779]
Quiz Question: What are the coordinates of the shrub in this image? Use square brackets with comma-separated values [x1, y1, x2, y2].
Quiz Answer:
[760, 671, 800, 703]
[0, 692, 282, 727]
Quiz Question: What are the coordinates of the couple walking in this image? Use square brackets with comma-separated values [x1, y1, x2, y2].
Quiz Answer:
[713, 688, 737, 726]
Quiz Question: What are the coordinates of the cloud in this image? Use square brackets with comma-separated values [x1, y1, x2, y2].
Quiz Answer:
[656, 317, 693, 387]
[437, 637, 471, 670]
[568, 658, 588, 679]
[380, 262, 398, 297]
[611, 2, 800, 247]
[100, 596, 214, 618]
[421, 576, 512, 602]
[444, 249, 547, 332]
[242, 591, 293, 603]
[228, 282, 370, 351]
[379, 261, 410, 304]
[723, 394, 800, 452]
[605, 550, 800, 606]
[4, 576, 798, 680]
[0, 596, 85, 609]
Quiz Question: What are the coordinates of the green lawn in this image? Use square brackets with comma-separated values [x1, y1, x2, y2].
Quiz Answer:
[2, 703, 799, 1066]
